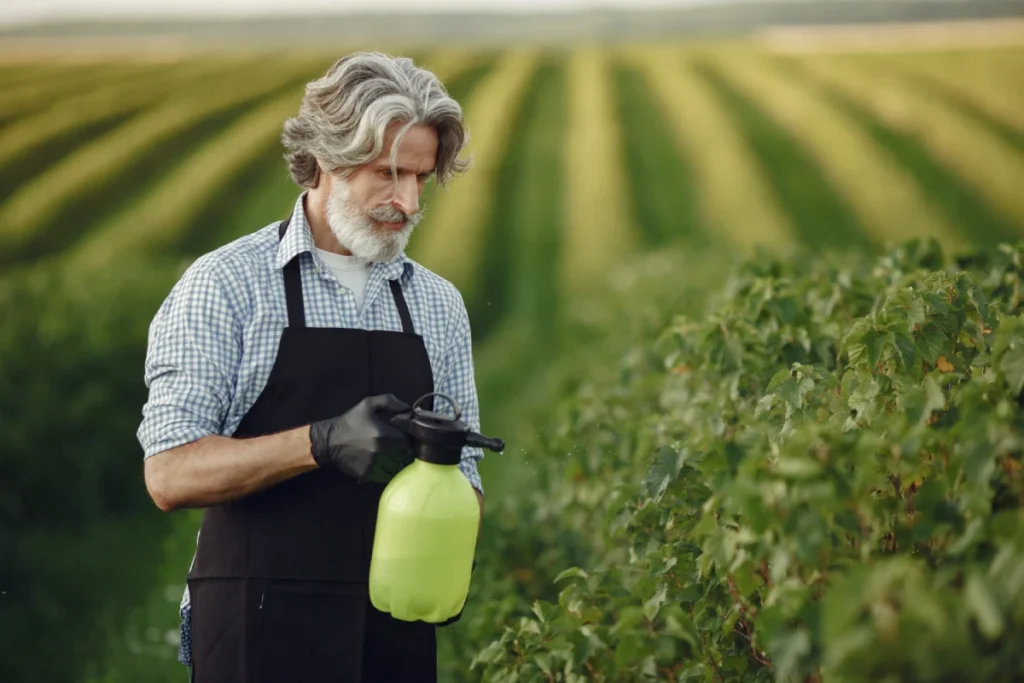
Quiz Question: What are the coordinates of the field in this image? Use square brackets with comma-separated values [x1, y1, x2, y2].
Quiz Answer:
[2, 26, 1023, 683]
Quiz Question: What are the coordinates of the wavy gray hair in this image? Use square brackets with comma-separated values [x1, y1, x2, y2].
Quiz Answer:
[281, 52, 471, 190]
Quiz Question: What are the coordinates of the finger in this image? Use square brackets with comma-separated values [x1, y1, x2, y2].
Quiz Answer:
[371, 393, 411, 415]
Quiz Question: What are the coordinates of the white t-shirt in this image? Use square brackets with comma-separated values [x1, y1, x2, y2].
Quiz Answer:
[316, 248, 371, 311]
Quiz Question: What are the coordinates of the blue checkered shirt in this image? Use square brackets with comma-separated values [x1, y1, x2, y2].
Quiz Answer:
[137, 192, 484, 666]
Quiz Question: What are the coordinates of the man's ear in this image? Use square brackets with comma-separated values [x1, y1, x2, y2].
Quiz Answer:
[311, 158, 327, 189]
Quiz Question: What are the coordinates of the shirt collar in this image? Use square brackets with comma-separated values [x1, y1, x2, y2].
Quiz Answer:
[275, 192, 414, 284]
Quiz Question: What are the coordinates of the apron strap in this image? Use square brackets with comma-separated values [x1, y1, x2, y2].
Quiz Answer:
[388, 279, 415, 334]
[278, 214, 307, 329]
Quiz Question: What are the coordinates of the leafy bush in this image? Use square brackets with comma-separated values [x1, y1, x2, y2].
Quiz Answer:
[0, 259, 188, 682]
[469, 238, 1024, 682]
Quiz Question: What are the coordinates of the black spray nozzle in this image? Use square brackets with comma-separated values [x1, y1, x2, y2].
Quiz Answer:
[466, 432, 505, 453]
[389, 392, 505, 464]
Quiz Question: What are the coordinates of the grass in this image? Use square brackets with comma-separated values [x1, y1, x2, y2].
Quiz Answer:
[0, 56, 322, 265]
[694, 58, 877, 252]
[0, 62, 157, 124]
[0, 58, 254, 200]
[800, 54, 1024, 232]
[711, 50, 968, 252]
[473, 57, 567, 339]
[64, 86, 314, 272]
[562, 47, 638, 292]
[612, 58, 706, 248]
[778, 56, 1023, 246]
[630, 46, 793, 253]
[871, 47, 1024, 131]
[878, 58, 1024, 154]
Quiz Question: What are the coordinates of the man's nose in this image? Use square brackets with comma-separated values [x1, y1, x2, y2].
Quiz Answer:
[392, 176, 419, 215]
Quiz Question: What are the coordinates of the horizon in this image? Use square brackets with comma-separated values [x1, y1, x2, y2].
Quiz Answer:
[0, 0, 749, 28]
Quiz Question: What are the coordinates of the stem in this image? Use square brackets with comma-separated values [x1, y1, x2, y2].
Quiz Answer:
[694, 605, 726, 683]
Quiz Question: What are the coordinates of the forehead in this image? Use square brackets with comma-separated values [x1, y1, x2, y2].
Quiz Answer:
[371, 122, 438, 170]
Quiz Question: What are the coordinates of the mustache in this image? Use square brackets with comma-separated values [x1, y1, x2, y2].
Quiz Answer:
[367, 204, 423, 228]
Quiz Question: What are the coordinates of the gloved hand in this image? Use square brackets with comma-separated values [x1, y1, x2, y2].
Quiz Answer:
[309, 394, 415, 484]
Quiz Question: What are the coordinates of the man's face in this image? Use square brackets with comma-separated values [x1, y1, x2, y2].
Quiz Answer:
[324, 121, 438, 263]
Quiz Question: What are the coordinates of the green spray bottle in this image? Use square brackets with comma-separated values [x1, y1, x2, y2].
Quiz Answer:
[369, 391, 505, 623]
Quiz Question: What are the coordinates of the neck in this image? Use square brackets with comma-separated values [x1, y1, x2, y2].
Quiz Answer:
[303, 187, 353, 256]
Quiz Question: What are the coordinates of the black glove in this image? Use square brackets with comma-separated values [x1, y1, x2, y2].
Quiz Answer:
[309, 394, 415, 484]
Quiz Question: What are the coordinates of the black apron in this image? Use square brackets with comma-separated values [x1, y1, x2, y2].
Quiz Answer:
[186, 215, 438, 683]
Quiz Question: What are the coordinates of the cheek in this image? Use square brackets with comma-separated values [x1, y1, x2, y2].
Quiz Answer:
[348, 173, 393, 207]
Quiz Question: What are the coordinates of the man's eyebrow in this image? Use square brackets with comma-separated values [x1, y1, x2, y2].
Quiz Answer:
[375, 162, 436, 175]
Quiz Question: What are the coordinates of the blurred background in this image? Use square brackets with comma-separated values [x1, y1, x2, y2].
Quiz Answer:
[1, 0, 1022, 681]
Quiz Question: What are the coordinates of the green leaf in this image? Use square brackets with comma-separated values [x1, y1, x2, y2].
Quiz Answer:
[644, 582, 668, 621]
[918, 324, 948, 364]
[774, 456, 822, 479]
[767, 367, 794, 391]
[904, 375, 947, 425]
[965, 572, 1005, 640]
[894, 332, 917, 371]
[865, 329, 894, 367]
[769, 628, 812, 681]
[725, 442, 746, 469]
[997, 344, 1024, 395]
[906, 297, 928, 331]
[554, 567, 589, 584]
[471, 641, 506, 667]
[642, 446, 682, 501]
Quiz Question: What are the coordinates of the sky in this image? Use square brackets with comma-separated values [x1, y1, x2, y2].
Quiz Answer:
[0, 0, 736, 27]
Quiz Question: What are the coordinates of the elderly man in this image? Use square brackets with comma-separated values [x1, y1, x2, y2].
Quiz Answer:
[138, 52, 484, 682]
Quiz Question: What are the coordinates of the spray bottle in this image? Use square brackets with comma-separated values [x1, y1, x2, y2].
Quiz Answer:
[369, 392, 504, 623]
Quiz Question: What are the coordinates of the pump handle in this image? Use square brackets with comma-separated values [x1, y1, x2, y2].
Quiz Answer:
[412, 391, 462, 421]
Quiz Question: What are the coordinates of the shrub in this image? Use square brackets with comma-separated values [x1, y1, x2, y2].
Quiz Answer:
[470, 238, 1024, 682]
[0, 259, 187, 682]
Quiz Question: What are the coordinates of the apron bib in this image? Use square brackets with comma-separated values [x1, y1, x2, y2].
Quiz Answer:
[187, 215, 437, 682]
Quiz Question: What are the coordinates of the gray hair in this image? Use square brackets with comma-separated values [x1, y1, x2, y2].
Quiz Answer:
[281, 52, 471, 190]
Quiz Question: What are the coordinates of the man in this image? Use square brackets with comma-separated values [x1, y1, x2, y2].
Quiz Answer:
[138, 52, 485, 683]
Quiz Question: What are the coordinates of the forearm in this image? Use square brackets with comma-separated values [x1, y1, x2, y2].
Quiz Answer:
[144, 426, 317, 511]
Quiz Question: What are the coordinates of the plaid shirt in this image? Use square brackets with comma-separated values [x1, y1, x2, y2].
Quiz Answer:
[137, 192, 484, 666]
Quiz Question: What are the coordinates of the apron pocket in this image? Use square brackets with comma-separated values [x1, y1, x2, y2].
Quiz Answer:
[258, 580, 367, 683]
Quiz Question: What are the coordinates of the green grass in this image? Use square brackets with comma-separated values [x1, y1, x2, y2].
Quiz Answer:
[694, 58, 876, 252]
[881, 60, 1024, 154]
[0, 60, 318, 266]
[5, 100, 269, 266]
[0, 58, 258, 202]
[0, 62, 157, 124]
[0, 111, 138, 202]
[469, 58, 566, 341]
[612, 60, 706, 248]
[775, 56, 1022, 247]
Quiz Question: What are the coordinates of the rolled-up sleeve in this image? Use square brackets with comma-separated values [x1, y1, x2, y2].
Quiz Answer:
[138, 258, 243, 459]
[436, 292, 485, 496]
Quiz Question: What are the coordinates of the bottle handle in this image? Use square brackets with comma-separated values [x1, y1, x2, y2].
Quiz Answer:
[412, 391, 462, 421]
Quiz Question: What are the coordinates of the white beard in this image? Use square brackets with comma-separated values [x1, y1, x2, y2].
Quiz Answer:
[325, 180, 420, 263]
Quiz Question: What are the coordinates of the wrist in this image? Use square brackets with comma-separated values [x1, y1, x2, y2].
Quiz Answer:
[296, 424, 320, 469]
